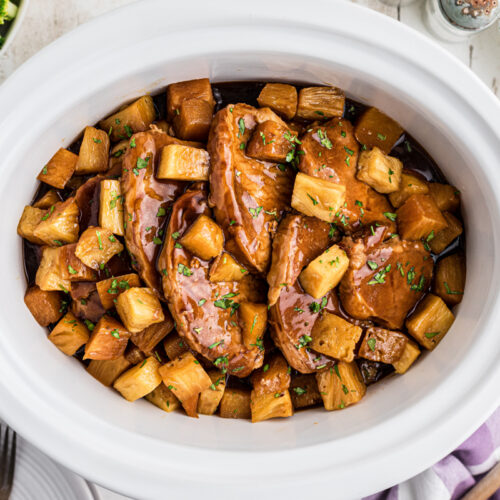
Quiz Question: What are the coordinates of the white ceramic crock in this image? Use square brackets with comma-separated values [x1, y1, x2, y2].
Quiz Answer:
[0, 1, 499, 498]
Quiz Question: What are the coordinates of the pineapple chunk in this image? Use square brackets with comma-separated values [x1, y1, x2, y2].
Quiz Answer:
[299, 244, 349, 299]
[356, 147, 402, 194]
[59, 243, 97, 282]
[389, 172, 429, 208]
[99, 95, 156, 142]
[179, 214, 224, 261]
[86, 356, 131, 386]
[219, 388, 251, 419]
[37, 148, 78, 189]
[428, 183, 460, 212]
[131, 316, 174, 355]
[36, 246, 71, 292]
[316, 362, 366, 410]
[251, 353, 290, 396]
[166, 78, 215, 121]
[297, 86, 345, 120]
[33, 197, 80, 246]
[354, 107, 403, 154]
[396, 194, 447, 241]
[99, 179, 125, 236]
[125, 345, 146, 365]
[310, 313, 362, 362]
[291, 172, 346, 222]
[429, 211, 463, 254]
[358, 327, 408, 364]
[257, 83, 298, 120]
[406, 293, 455, 350]
[17, 206, 45, 245]
[96, 273, 141, 310]
[250, 390, 293, 422]
[24, 285, 63, 326]
[392, 339, 421, 374]
[163, 332, 189, 360]
[84, 316, 131, 361]
[146, 383, 180, 413]
[433, 253, 465, 306]
[209, 252, 247, 282]
[33, 190, 60, 209]
[115, 287, 164, 333]
[198, 370, 226, 415]
[158, 352, 212, 418]
[245, 121, 293, 163]
[48, 311, 89, 355]
[75, 226, 123, 270]
[239, 302, 268, 349]
[113, 356, 162, 402]
[75, 126, 110, 174]
[173, 98, 213, 142]
[290, 374, 322, 409]
[157, 144, 210, 181]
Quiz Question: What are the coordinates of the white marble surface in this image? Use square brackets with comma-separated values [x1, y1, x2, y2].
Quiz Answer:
[0, 1, 498, 499]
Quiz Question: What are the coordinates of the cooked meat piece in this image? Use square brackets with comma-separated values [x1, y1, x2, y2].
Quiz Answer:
[121, 131, 186, 297]
[339, 225, 433, 329]
[298, 119, 395, 232]
[70, 283, 106, 323]
[75, 176, 102, 233]
[208, 103, 294, 274]
[267, 214, 334, 306]
[158, 188, 265, 377]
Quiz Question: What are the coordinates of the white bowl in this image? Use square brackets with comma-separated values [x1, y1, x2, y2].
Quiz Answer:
[0, 1, 499, 498]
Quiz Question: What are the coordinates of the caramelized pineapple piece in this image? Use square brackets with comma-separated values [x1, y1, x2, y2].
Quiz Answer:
[392, 339, 421, 374]
[219, 388, 251, 419]
[396, 194, 447, 241]
[257, 83, 298, 120]
[75, 126, 110, 174]
[146, 383, 180, 412]
[115, 287, 164, 333]
[429, 211, 463, 254]
[96, 273, 141, 310]
[86, 356, 131, 386]
[36, 246, 71, 292]
[251, 353, 291, 396]
[84, 316, 131, 360]
[99, 95, 156, 142]
[166, 78, 215, 120]
[428, 183, 460, 212]
[358, 327, 408, 364]
[113, 356, 162, 402]
[24, 285, 63, 326]
[59, 243, 97, 282]
[99, 179, 125, 236]
[297, 86, 345, 120]
[17, 206, 45, 245]
[291, 172, 346, 222]
[299, 244, 349, 298]
[33, 197, 79, 246]
[245, 121, 293, 163]
[37, 148, 78, 189]
[310, 313, 362, 362]
[75, 226, 123, 270]
[124, 345, 146, 365]
[209, 252, 247, 282]
[179, 214, 224, 261]
[198, 370, 226, 415]
[48, 311, 89, 355]
[433, 253, 465, 306]
[173, 98, 213, 142]
[238, 302, 267, 350]
[406, 293, 455, 350]
[33, 190, 60, 209]
[389, 172, 429, 208]
[158, 352, 212, 418]
[356, 147, 402, 194]
[290, 374, 322, 409]
[316, 362, 366, 410]
[354, 107, 403, 154]
[250, 391, 293, 422]
[131, 316, 174, 355]
[157, 144, 209, 181]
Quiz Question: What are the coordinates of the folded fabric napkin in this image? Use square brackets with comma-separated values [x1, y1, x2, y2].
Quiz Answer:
[365, 407, 500, 499]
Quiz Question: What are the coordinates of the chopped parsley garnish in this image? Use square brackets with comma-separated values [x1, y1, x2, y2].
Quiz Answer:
[96, 231, 103, 250]
[293, 387, 307, 395]
[307, 193, 319, 206]
[110, 329, 120, 339]
[67, 265, 77, 275]
[367, 338, 376, 351]
[93, 138, 102, 144]
[444, 282, 463, 295]
[157, 207, 166, 217]
[368, 264, 391, 285]
[383, 212, 397, 222]
[377, 133, 387, 140]
[249, 206, 263, 218]
[177, 263, 193, 276]
[238, 118, 245, 137]
[198, 298, 206, 306]
[425, 331, 441, 339]
[317, 129, 333, 149]
[209, 340, 224, 349]
[367, 260, 378, 271]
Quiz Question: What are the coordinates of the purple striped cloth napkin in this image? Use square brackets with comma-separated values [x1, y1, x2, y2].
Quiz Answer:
[365, 407, 500, 500]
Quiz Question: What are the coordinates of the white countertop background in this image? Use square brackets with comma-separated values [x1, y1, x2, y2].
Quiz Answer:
[0, 1, 498, 499]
